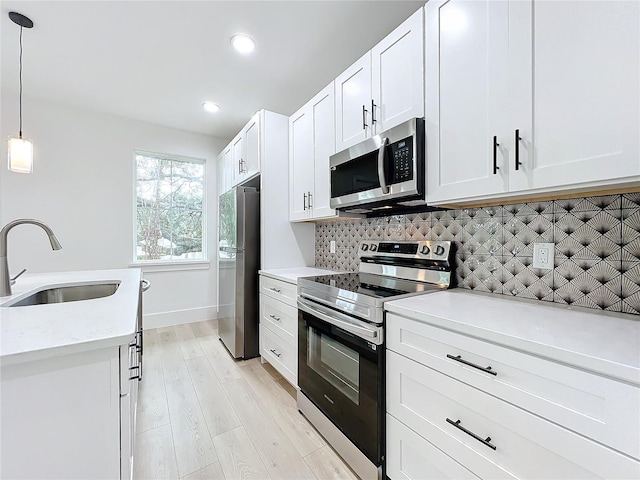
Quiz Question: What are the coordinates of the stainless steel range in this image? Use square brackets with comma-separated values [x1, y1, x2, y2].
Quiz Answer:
[297, 240, 454, 480]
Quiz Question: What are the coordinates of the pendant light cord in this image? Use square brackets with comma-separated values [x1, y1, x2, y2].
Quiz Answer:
[18, 25, 23, 139]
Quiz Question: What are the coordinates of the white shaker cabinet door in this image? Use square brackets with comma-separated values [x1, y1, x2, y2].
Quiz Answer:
[231, 133, 243, 187]
[221, 146, 233, 194]
[242, 113, 260, 181]
[335, 53, 372, 152]
[372, 7, 424, 134]
[289, 106, 313, 221]
[311, 83, 337, 220]
[426, 0, 509, 204]
[509, 0, 640, 192]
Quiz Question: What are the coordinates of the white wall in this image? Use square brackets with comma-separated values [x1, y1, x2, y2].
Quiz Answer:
[0, 90, 228, 328]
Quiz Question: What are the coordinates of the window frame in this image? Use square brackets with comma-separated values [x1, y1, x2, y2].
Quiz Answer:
[131, 149, 208, 267]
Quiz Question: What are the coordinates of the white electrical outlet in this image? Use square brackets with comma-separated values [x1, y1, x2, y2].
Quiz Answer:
[533, 243, 554, 269]
[330, 240, 336, 254]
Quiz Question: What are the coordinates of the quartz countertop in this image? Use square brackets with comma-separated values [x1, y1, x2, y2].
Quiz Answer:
[0, 269, 141, 366]
[259, 267, 344, 285]
[385, 290, 640, 384]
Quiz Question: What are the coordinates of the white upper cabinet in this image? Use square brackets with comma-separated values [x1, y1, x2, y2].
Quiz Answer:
[508, 0, 640, 192]
[231, 133, 244, 185]
[218, 146, 233, 195]
[371, 7, 425, 134]
[335, 54, 373, 152]
[241, 113, 260, 182]
[426, 0, 640, 205]
[311, 85, 337, 219]
[336, 8, 424, 153]
[289, 106, 313, 221]
[426, 0, 509, 203]
[218, 112, 262, 192]
[289, 83, 338, 221]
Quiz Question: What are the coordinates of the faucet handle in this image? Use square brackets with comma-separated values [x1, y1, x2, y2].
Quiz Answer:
[10, 268, 27, 285]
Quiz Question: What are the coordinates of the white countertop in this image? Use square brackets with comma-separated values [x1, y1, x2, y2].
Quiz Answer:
[259, 267, 344, 285]
[0, 269, 141, 366]
[385, 290, 640, 384]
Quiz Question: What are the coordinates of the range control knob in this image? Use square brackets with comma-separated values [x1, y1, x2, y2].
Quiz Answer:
[361, 243, 369, 251]
[434, 245, 446, 256]
[420, 245, 430, 255]
[369, 243, 377, 251]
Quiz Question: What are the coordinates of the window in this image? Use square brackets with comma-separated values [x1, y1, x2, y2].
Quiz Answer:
[134, 151, 206, 262]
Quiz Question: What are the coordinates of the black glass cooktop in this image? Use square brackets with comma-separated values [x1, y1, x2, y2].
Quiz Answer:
[305, 272, 441, 299]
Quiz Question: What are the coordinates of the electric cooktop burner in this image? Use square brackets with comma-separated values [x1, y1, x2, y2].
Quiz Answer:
[307, 271, 444, 299]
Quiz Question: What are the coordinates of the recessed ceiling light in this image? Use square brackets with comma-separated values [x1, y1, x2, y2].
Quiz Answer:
[230, 34, 255, 54]
[202, 102, 220, 113]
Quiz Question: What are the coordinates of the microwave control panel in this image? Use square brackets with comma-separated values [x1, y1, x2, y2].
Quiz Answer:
[389, 137, 413, 184]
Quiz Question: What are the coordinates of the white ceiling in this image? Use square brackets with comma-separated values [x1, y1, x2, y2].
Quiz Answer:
[0, 1, 424, 140]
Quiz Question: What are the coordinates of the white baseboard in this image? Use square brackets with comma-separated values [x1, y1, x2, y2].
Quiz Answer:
[143, 305, 218, 329]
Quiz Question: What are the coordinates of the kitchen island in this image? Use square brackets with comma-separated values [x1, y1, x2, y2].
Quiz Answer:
[0, 268, 142, 480]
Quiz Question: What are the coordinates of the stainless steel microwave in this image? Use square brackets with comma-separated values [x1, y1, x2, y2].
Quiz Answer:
[329, 118, 425, 214]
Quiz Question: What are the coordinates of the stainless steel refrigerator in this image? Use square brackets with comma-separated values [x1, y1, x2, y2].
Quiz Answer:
[218, 186, 260, 359]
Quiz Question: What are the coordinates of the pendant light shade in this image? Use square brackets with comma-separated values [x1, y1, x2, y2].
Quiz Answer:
[8, 137, 33, 173]
[7, 12, 34, 174]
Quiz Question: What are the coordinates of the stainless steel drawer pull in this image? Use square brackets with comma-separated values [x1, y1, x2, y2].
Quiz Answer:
[269, 314, 281, 321]
[446, 418, 496, 451]
[270, 287, 281, 293]
[446, 354, 497, 376]
[269, 348, 281, 358]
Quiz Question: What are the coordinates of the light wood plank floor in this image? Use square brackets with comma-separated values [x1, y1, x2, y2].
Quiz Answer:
[134, 320, 360, 480]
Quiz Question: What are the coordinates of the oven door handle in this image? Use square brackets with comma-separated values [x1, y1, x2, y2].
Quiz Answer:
[298, 298, 383, 345]
[377, 137, 390, 194]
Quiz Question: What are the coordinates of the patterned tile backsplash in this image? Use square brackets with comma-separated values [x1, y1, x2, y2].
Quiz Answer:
[314, 193, 640, 315]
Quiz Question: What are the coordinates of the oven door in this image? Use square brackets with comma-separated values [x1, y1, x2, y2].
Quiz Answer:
[298, 299, 384, 464]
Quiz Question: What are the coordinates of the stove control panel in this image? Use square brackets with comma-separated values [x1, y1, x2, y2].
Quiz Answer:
[358, 240, 452, 262]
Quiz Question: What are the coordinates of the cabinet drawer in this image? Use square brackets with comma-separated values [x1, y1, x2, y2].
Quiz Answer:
[260, 293, 298, 341]
[387, 313, 640, 460]
[387, 414, 479, 480]
[260, 324, 297, 386]
[387, 350, 640, 479]
[260, 275, 297, 307]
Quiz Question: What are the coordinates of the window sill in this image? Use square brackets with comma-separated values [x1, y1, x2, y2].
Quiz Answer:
[128, 260, 210, 273]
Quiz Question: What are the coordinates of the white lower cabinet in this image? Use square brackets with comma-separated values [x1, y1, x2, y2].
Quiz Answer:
[387, 414, 479, 480]
[0, 338, 138, 479]
[259, 275, 299, 386]
[386, 313, 640, 480]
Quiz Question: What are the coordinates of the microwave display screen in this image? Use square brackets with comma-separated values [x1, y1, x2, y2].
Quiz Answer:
[331, 150, 381, 197]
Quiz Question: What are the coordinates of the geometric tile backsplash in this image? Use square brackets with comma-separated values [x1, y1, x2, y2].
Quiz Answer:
[314, 193, 640, 315]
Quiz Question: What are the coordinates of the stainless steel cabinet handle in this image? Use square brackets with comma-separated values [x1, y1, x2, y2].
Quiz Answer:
[446, 418, 496, 450]
[371, 99, 377, 124]
[269, 314, 281, 321]
[303, 192, 307, 210]
[238, 159, 242, 174]
[141, 279, 151, 292]
[308, 191, 313, 209]
[515, 129, 522, 171]
[446, 354, 497, 376]
[362, 105, 368, 129]
[269, 348, 282, 358]
[270, 287, 281, 293]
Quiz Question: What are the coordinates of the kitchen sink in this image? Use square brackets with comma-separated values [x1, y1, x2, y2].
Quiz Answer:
[6, 282, 120, 307]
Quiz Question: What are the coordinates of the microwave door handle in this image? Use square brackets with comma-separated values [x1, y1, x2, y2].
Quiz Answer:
[378, 137, 390, 194]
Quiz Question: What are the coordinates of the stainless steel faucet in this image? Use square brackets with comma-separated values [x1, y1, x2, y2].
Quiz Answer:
[0, 219, 62, 297]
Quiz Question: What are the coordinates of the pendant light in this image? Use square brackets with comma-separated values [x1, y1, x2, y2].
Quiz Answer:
[7, 12, 34, 174]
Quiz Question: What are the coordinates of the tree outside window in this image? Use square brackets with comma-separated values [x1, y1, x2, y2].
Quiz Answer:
[134, 151, 205, 261]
